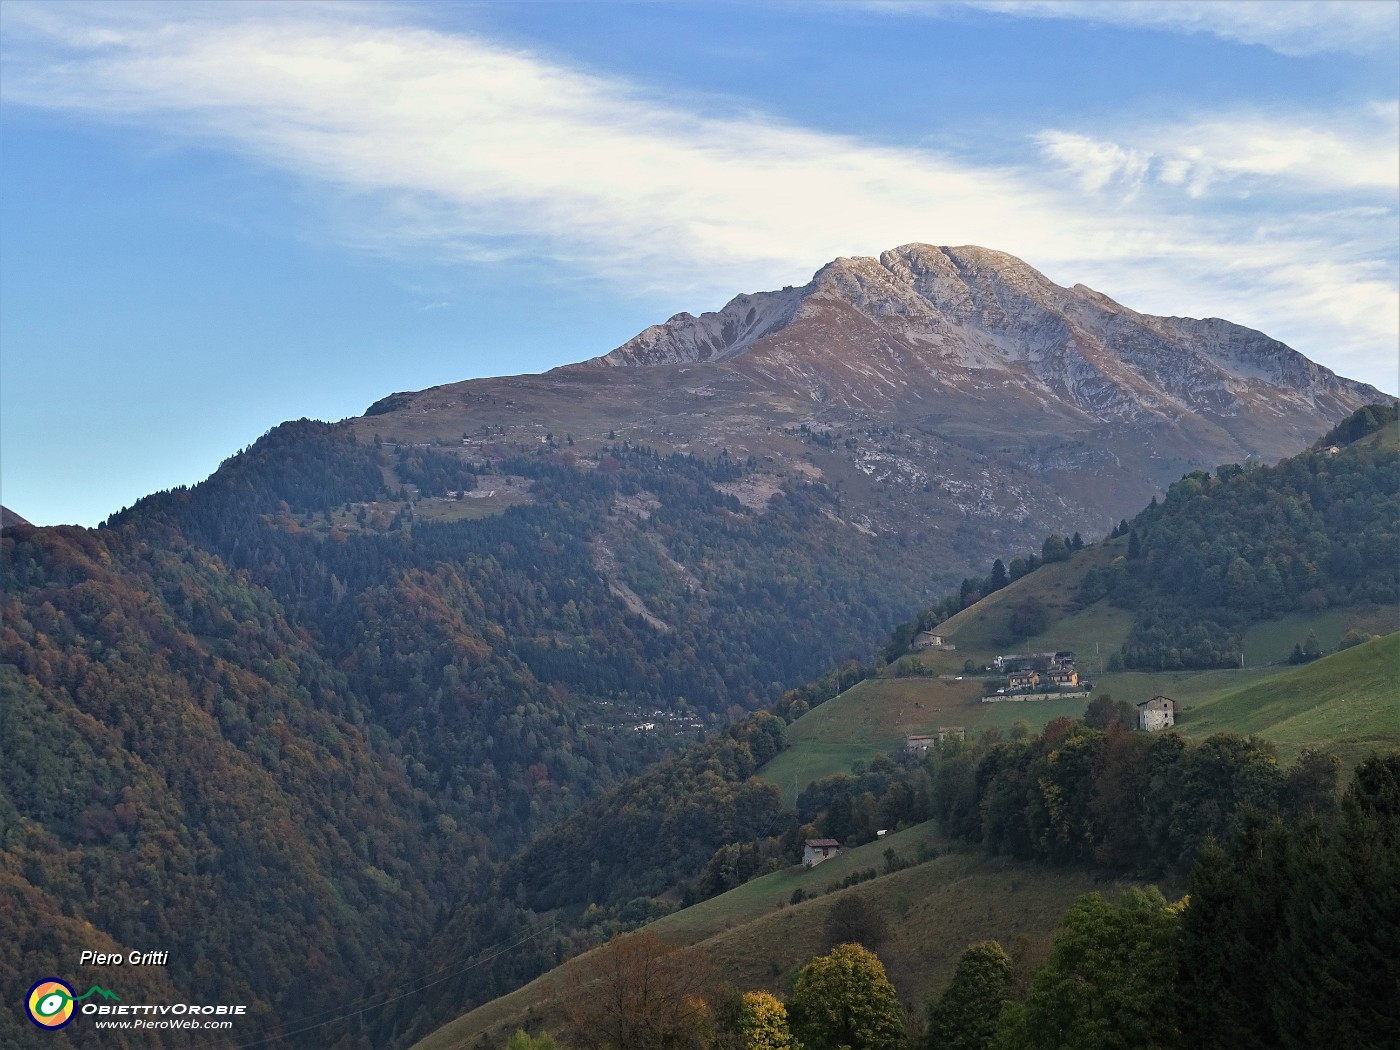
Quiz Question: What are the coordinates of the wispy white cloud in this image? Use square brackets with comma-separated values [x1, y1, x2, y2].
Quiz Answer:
[2, 1, 1396, 390]
[915, 1, 1400, 57]
[1036, 132, 1153, 196]
[1037, 107, 1400, 200]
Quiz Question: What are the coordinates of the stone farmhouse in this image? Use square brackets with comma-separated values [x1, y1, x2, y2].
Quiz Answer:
[905, 727, 965, 753]
[1137, 695, 1176, 732]
[913, 631, 956, 651]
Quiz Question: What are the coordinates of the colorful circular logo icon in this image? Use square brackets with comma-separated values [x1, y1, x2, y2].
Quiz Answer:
[27, 978, 76, 1029]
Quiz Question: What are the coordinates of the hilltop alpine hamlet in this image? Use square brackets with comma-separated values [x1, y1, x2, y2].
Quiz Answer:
[3, 245, 1397, 1050]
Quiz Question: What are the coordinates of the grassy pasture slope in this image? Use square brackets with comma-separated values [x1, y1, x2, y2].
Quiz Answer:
[763, 617, 1397, 801]
[1175, 632, 1398, 767]
[921, 540, 1128, 661]
[762, 678, 981, 803]
[760, 676, 1088, 803]
[1240, 605, 1398, 666]
[411, 822, 1141, 1050]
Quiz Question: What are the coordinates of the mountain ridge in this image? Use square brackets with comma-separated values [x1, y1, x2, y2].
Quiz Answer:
[587, 243, 1378, 425]
[357, 243, 1388, 572]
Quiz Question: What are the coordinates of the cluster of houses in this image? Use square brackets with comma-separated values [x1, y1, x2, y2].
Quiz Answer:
[991, 649, 1075, 691]
[993, 650, 1081, 694]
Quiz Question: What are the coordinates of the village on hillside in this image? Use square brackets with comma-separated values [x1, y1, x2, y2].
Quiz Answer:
[985, 650, 1085, 698]
[898, 645, 1180, 760]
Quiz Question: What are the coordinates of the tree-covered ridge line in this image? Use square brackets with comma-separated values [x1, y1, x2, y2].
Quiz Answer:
[924, 718, 1342, 873]
[1105, 403, 1397, 668]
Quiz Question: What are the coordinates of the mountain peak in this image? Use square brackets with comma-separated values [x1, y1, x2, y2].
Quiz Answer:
[592, 243, 1082, 372]
[587, 242, 1381, 425]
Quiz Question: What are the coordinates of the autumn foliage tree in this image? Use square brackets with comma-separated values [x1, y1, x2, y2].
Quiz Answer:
[788, 942, 907, 1050]
[737, 991, 798, 1050]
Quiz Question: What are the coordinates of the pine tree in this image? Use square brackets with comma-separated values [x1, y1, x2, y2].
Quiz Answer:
[989, 559, 1008, 591]
[1176, 823, 1290, 1049]
[1272, 756, 1400, 1048]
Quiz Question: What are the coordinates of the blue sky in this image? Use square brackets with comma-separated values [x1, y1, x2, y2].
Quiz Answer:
[2, 0, 1397, 527]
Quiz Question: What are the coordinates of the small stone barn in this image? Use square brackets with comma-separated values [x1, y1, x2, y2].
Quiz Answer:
[1137, 695, 1176, 732]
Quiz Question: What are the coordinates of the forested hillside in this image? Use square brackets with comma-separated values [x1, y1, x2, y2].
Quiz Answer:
[1103, 403, 1397, 668]
[412, 703, 1398, 1049]
[4, 403, 1394, 1048]
[1, 418, 935, 1049]
[402, 406, 1397, 1048]
[896, 403, 1398, 669]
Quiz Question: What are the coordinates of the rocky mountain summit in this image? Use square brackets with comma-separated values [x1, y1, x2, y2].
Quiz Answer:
[357, 244, 1386, 586]
[593, 244, 1374, 425]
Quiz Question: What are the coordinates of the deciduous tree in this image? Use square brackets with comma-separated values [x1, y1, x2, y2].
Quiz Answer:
[995, 888, 1181, 1050]
[737, 991, 798, 1050]
[824, 894, 888, 951]
[562, 930, 713, 1050]
[926, 940, 1013, 1050]
[788, 942, 907, 1050]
